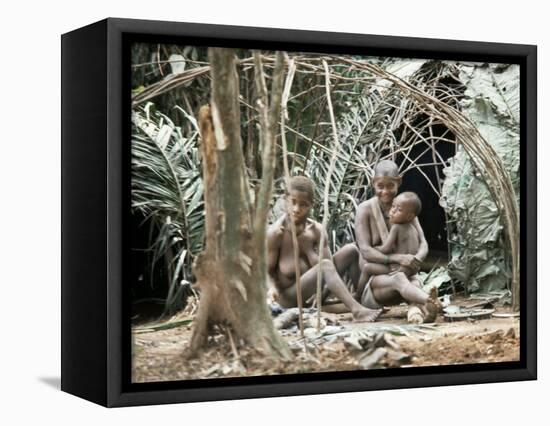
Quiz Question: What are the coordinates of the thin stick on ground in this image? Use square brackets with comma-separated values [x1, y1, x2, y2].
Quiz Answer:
[224, 325, 241, 362]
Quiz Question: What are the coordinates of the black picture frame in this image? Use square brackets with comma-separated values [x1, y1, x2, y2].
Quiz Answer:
[61, 17, 537, 407]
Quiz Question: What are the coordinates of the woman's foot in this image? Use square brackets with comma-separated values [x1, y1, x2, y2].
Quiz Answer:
[423, 287, 442, 323]
[352, 307, 382, 322]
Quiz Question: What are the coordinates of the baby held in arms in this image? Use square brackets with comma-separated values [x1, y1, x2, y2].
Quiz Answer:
[356, 191, 424, 296]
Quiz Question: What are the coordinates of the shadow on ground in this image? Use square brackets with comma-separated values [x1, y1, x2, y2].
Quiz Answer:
[38, 377, 61, 390]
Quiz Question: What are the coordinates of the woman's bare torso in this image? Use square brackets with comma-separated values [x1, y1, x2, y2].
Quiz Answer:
[275, 218, 321, 290]
[364, 197, 388, 247]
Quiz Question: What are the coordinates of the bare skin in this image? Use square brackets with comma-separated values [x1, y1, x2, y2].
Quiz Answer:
[357, 194, 423, 292]
[267, 189, 380, 322]
[355, 165, 437, 320]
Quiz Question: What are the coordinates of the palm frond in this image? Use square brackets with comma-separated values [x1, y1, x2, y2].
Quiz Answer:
[131, 106, 204, 314]
[305, 87, 397, 246]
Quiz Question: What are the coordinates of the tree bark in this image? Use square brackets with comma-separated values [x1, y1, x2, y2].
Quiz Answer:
[188, 48, 291, 360]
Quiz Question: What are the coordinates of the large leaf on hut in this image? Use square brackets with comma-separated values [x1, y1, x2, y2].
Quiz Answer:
[440, 63, 520, 293]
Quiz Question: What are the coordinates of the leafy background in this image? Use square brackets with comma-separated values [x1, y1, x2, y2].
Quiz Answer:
[130, 44, 520, 317]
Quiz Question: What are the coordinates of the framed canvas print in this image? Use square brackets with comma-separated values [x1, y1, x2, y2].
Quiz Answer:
[61, 18, 537, 407]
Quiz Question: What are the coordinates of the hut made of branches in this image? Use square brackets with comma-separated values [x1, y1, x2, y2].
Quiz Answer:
[131, 48, 520, 312]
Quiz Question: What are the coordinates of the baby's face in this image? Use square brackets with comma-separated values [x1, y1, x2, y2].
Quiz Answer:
[389, 196, 416, 224]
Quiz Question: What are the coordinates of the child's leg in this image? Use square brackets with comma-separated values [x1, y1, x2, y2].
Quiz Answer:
[395, 265, 416, 277]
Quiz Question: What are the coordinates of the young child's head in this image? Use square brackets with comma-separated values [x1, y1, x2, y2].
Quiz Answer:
[286, 176, 314, 223]
[389, 191, 421, 224]
[372, 160, 402, 204]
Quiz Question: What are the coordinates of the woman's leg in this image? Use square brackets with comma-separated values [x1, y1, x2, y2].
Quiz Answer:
[370, 272, 429, 307]
[280, 259, 380, 321]
[357, 263, 392, 302]
[332, 243, 361, 285]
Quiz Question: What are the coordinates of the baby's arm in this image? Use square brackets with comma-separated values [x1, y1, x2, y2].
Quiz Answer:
[377, 225, 399, 254]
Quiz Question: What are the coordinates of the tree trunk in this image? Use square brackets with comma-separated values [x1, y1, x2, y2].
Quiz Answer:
[188, 48, 291, 360]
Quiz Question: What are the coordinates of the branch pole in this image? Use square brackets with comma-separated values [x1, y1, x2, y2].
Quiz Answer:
[315, 60, 343, 331]
[252, 51, 286, 243]
[279, 57, 305, 338]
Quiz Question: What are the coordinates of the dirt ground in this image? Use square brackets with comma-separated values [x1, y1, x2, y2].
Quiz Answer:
[132, 295, 520, 383]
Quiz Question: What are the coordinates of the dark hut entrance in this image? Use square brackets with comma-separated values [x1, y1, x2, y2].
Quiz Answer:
[130, 212, 194, 324]
[396, 133, 456, 270]
[130, 212, 167, 323]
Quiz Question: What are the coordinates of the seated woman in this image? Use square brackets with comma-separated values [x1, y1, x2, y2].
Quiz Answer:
[267, 176, 380, 322]
[355, 160, 440, 323]
[356, 191, 423, 287]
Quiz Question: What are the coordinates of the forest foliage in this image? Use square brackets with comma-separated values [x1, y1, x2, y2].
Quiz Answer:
[130, 43, 520, 314]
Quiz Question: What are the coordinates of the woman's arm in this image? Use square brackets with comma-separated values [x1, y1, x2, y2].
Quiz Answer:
[266, 219, 284, 290]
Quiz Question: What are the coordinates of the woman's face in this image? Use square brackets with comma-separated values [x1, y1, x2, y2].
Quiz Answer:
[286, 190, 312, 224]
[373, 176, 400, 205]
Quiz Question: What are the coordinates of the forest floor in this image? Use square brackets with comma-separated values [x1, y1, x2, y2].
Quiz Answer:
[131, 294, 520, 383]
